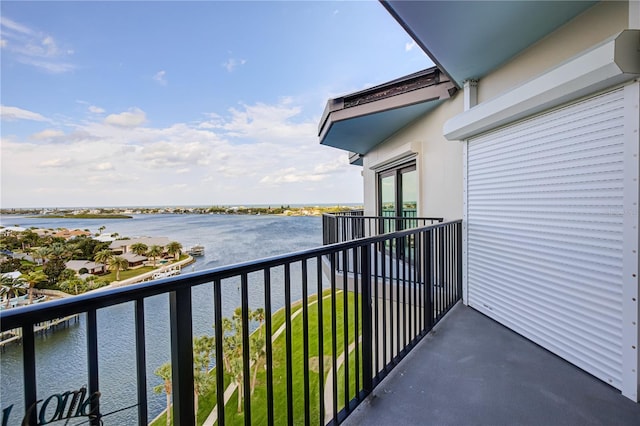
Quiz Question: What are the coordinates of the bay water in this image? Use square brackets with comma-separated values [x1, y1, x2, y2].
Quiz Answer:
[0, 213, 324, 424]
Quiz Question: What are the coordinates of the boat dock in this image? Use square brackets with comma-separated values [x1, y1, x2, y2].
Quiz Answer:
[187, 244, 205, 256]
[0, 314, 80, 350]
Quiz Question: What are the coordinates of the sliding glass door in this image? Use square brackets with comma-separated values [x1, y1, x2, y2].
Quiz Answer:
[378, 163, 417, 232]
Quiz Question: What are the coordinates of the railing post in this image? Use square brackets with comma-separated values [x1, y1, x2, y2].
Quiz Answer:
[456, 221, 463, 299]
[134, 299, 148, 426]
[87, 309, 101, 425]
[22, 322, 37, 426]
[361, 244, 373, 394]
[169, 287, 195, 426]
[425, 230, 433, 330]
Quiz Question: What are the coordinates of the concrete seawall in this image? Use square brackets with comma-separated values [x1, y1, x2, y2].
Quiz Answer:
[102, 255, 196, 289]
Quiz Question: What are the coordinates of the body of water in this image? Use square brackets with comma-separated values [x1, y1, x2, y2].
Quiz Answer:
[0, 213, 325, 424]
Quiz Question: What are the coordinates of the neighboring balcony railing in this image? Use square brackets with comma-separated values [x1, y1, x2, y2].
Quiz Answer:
[0, 220, 462, 426]
[322, 211, 443, 245]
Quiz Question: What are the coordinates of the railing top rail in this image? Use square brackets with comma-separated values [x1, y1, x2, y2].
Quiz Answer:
[323, 212, 443, 222]
[340, 215, 443, 221]
[0, 219, 461, 330]
[323, 210, 364, 216]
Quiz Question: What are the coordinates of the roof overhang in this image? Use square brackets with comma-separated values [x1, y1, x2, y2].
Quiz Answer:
[382, 1, 598, 87]
[319, 67, 457, 155]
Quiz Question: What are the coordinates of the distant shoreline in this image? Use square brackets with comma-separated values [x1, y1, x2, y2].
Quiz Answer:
[1, 205, 362, 218]
[32, 214, 133, 219]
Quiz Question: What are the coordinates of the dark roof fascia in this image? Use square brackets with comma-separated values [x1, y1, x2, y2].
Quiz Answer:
[349, 152, 363, 166]
[318, 68, 457, 145]
[380, 0, 460, 90]
[319, 66, 441, 135]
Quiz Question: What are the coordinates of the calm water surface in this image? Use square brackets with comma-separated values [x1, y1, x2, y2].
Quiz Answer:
[0, 214, 324, 424]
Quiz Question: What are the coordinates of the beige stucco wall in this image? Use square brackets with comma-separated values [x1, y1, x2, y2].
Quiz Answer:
[362, 94, 464, 221]
[478, 1, 629, 103]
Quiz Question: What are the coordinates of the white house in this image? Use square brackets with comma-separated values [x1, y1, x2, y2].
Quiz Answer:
[65, 260, 106, 275]
[109, 237, 171, 254]
[320, 1, 640, 402]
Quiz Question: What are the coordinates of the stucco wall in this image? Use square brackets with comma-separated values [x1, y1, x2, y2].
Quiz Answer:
[478, 1, 629, 103]
[362, 94, 464, 221]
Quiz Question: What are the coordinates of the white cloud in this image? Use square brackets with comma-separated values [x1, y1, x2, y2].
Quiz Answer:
[0, 39, 6, 48]
[1, 105, 49, 122]
[0, 16, 74, 73]
[223, 58, 246, 72]
[213, 100, 315, 144]
[0, 17, 34, 35]
[95, 162, 114, 171]
[313, 156, 349, 174]
[104, 108, 146, 127]
[405, 40, 417, 52]
[39, 158, 75, 168]
[153, 70, 167, 86]
[1, 99, 362, 207]
[260, 168, 325, 184]
[31, 129, 64, 140]
[76, 100, 104, 114]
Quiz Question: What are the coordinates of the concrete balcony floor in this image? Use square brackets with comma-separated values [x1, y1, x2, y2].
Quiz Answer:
[344, 303, 640, 426]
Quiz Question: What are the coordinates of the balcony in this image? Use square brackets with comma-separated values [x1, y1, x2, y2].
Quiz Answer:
[2, 215, 638, 425]
[0, 217, 461, 425]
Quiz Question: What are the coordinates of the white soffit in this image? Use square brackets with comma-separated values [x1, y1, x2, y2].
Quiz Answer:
[444, 30, 640, 141]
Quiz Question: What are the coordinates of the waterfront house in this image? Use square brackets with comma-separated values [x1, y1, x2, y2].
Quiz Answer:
[120, 252, 148, 268]
[0, 226, 27, 236]
[52, 229, 92, 240]
[65, 260, 106, 275]
[320, 0, 639, 405]
[108, 236, 170, 255]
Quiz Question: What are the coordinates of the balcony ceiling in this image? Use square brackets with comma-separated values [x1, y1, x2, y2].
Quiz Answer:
[382, 0, 598, 87]
[320, 101, 441, 155]
[319, 67, 456, 155]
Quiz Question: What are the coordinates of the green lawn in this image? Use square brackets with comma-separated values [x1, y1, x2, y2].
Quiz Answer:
[149, 288, 362, 425]
[103, 266, 155, 282]
[222, 289, 359, 425]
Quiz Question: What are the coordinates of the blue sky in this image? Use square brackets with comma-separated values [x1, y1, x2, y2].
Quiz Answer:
[1, 1, 432, 208]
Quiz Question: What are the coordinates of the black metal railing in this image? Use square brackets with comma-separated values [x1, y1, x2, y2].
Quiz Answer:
[322, 211, 443, 245]
[0, 220, 462, 426]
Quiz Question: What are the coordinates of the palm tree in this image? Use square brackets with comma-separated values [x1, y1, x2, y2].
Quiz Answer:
[93, 249, 113, 265]
[252, 307, 265, 339]
[192, 335, 215, 416]
[24, 271, 47, 302]
[250, 333, 265, 395]
[0, 275, 27, 308]
[59, 277, 85, 295]
[166, 241, 182, 260]
[31, 247, 49, 266]
[153, 363, 172, 426]
[46, 242, 73, 261]
[98, 226, 105, 235]
[147, 245, 163, 267]
[221, 317, 236, 373]
[130, 243, 148, 257]
[107, 256, 129, 281]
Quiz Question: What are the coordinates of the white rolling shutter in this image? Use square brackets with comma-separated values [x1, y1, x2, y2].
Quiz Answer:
[466, 88, 625, 389]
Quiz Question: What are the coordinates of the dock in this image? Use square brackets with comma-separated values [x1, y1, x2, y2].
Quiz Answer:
[0, 314, 80, 350]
